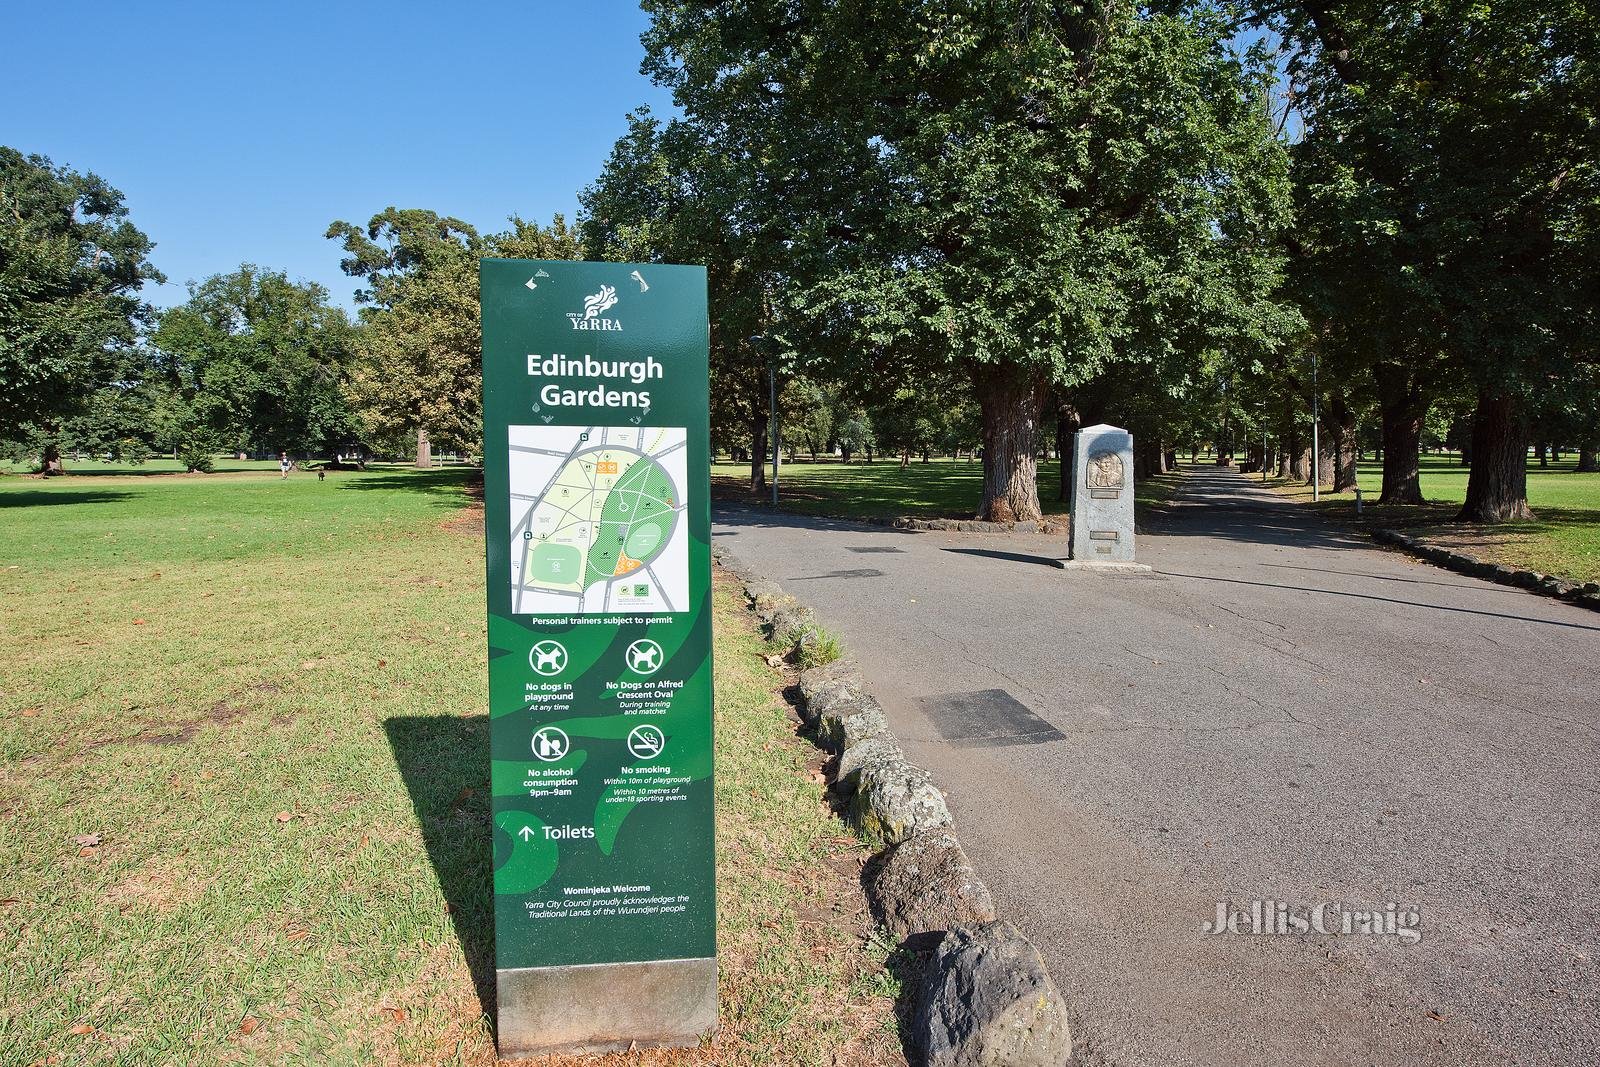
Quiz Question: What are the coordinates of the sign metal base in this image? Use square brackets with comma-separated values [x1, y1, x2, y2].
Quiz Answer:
[496, 957, 717, 1056]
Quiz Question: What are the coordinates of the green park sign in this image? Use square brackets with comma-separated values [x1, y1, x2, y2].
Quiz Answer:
[480, 260, 716, 1055]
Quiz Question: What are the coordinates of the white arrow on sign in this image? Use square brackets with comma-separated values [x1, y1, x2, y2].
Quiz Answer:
[518, 826, 536, 841]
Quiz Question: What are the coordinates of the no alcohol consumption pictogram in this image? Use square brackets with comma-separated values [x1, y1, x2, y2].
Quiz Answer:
[531, 726, 570, 762]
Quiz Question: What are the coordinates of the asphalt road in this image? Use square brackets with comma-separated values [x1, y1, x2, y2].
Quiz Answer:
[713, 465, 1599, 1067]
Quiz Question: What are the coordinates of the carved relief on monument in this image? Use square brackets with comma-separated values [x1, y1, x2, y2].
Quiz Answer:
[1086, 449, 1125, 489]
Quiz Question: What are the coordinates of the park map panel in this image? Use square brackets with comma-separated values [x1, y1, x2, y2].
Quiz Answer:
[507, 424, 690, 615]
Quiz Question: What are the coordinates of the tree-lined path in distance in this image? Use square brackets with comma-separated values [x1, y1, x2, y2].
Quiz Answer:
[713, 466, 1599, 1067]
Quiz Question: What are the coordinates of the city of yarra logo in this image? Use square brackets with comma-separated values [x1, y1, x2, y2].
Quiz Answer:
[569, 285, 621, 331]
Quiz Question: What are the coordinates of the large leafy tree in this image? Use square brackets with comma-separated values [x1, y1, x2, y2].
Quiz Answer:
[581, 103, 846, 493]
[328, 208, 582, 465]
[327, 208, 483, 466]
[1260, 0, 1599, 520]
[632, 0, 1296, 521]
[492, 213, 585, 261]
[150, 266, 357, 467]
[0, 147, 163, 472]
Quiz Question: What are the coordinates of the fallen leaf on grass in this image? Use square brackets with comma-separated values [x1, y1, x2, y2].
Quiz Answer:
[0, 898, 18, 907]
[239, 1016, 261, 1035]
[20, 708, 38, 718]
[377, 659, 387, 668]
[69, 1024, 95, 1036]
[275, 811, 295, 823]
[74, 833, 101, 847]
[1426, 1011, 1447, 1023]
[382, 1006, 408, 1023]
[132, 619, 147, 626]
[286, 928, 310, 942]
[356, 834, 369, 850]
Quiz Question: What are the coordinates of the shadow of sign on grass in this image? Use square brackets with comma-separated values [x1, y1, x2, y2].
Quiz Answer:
[340, 467, 484, 508]
[383, 714, 497, 1031]
[0, 489, 134, 508]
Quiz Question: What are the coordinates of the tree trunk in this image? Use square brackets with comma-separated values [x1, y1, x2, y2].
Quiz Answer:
[1334, 428, 1358, 492]
[415, 427, 432, 468]
[1134, 435, 1163, 480]
[1291, 445, 1311, 483]
[1280, 409, 1304, 482]
[1055, 405, 1081, 502]
[749, 414, 768, 493]
[973, 365, 1048, 523]
[1374, 365, 1427, 504]
[1317, 442, 1336, 488]
[1324, 396, 1358, 492]
[1458, 392, 1534, 522]
[1535, 440, 1548, 467]
[41, 441, 64, 476]
[1578, 444, 1598, 473]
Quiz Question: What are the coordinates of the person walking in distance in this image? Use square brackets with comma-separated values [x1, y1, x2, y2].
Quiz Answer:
[279, 451, 291, 479]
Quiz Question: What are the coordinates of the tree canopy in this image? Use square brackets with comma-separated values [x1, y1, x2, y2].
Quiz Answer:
[150, 266, 356, 468]
[597, 0, 1300, 519]
[0, 147, 163, 471]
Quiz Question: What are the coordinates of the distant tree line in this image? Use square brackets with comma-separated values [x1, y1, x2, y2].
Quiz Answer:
[0, 147, 579, 472]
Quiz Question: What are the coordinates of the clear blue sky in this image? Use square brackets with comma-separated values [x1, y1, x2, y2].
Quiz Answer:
[2, 2, 674, 311]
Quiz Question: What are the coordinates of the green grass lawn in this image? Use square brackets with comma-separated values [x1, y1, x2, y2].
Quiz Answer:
[0, 467, 901, 1066]
[712, 455, 1181, 521]
[1270, 453, 1600, 583]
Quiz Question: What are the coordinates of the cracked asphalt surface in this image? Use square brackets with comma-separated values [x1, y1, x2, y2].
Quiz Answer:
[713, 465, 1599, 1067]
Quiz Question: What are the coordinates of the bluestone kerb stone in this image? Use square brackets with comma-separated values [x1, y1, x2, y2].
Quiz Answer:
[1373, 528, 1598, 612]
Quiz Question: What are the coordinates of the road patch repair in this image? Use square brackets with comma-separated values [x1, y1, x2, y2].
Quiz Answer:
[714, 544, 1073, 1066]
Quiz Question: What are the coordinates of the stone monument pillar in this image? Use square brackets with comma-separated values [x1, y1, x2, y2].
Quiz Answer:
[1069, 424, 1136, 563]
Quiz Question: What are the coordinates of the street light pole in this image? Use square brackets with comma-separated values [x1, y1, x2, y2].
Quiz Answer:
[769, 360, 779, 507]
[1311, 350, 1321, 502]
